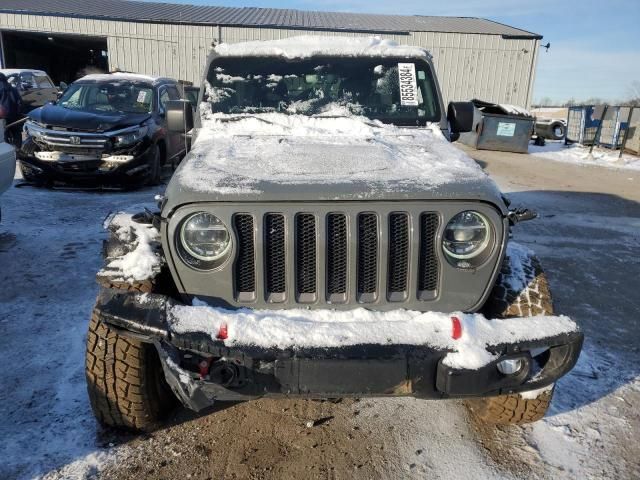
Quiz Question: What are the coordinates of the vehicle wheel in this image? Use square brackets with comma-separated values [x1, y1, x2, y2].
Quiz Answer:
[469, 245, 555, 425]
[145, 144, 162, 186]
[482, 245, 553, 319]
[85, 308, 176, 431]
[467, 388, 554, 425]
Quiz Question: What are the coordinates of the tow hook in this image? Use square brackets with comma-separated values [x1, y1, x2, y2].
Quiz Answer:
[508, 207, 537, 225]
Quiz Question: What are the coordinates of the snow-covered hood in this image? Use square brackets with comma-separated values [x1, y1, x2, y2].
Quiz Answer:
[165, 112, 504, 210]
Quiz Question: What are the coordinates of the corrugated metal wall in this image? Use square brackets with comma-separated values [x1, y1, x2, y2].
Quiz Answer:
[0, 12, 539, 107]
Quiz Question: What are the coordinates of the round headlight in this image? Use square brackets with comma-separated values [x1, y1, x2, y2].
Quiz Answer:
[180, 212, 231, 262]
[443, 211, 491, 260]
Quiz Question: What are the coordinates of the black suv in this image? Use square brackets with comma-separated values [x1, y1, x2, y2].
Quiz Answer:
[19, 73, 187, 187]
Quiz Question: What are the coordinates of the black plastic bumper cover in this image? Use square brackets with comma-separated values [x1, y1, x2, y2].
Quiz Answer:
[95, 288, 583, 412]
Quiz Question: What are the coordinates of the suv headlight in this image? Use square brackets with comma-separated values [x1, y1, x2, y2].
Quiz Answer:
[114, 126, 148, 146]
[178, 212, 232, 269]
[443, 211, 492, 263]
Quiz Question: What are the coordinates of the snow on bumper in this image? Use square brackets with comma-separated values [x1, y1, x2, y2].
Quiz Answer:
[95, 288, 583, 409]
[170, 302, 579, 371]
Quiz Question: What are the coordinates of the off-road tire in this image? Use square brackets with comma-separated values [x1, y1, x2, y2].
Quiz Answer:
[483, 250, 553, 319]
[469, 247, 555, 425]
[85, 309, 176, 431]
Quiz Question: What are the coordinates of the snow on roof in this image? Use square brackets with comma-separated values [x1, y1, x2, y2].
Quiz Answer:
[78, 72, 160, 83]
[0, 68, 48, 76]
[214, 36, 429, 60]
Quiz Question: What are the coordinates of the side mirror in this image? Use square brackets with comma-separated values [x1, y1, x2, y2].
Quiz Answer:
[447, 101, 475, 141]
[165, 100, 194, 133]
[59, 81, 68, 90]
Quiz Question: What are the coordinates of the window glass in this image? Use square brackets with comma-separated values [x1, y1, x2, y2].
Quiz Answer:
[205, 56, 441, 126]
[166, 85, 181, 100]
[159, 88, 170, 110]
[20, 73, 36, 88]
[35, 75, 54, 88]
[58, 81, 153, 114]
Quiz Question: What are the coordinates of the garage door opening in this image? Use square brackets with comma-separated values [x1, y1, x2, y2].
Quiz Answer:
[1, 30, 108, 85]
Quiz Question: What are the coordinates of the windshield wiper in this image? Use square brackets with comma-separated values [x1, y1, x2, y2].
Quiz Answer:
[216, 114, 291, 129]
[311, 114, 382, 129]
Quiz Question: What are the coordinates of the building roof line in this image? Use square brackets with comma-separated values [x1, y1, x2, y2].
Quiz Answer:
[0, 0, 543, 39]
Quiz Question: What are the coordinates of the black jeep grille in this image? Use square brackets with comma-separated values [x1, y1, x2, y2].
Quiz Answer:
[232, 210, 441, 305]
[296, 214, 317, 299]
[326, 214, 348, 298]
[387, 213, 410, 298]
[265, 214, 286, 296]
[419, 213, 440, 293]
[233, 214, 255, 295]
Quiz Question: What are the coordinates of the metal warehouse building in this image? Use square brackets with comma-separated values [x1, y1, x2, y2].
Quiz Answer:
[0, 0, 543, 107]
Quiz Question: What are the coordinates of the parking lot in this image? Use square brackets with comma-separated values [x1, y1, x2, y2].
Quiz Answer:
[0, 146, 637, 480]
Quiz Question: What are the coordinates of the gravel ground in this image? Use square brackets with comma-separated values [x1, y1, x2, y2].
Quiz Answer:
[0, 147, 638, 479]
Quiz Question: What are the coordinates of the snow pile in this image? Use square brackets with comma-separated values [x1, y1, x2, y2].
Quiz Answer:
[176, 111, 495, 196]
[530, 142, 640, 170]
[168, 304, 577, 370]
[501, 241, 537, 293]
[99, 212, 163, 282]
[214, 36, 429, 60]
[499, 104, 531, 117]
[80, 72, 158, 83]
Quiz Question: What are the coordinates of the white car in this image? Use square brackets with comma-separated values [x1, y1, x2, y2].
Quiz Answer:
[0, 121, 16, 221]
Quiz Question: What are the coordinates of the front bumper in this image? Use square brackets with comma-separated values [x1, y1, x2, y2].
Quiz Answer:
[18, 138, 153, 186]
[95, 288, 583, 412]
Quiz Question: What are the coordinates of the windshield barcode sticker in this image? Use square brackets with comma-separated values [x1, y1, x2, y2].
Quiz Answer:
[398, 63, 419, 106]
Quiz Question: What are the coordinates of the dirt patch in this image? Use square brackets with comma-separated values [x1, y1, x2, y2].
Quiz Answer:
[100, 398, 397, 480]
[470, 415, 545, 479]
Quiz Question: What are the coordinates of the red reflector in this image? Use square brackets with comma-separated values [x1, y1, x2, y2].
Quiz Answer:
[451, 316, 462, 340]
[217, 323, 228, 340]
[198, 359, 210, 378]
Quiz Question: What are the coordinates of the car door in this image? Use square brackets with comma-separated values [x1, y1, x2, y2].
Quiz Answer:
[158, 84, 185, 161]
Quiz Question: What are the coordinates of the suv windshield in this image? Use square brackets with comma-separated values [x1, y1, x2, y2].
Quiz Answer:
[206, 56, 441, 126]
[58, 81, 153, 114]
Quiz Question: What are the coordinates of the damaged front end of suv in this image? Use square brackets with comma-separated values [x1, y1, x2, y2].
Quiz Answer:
[86, 37, 582, 432]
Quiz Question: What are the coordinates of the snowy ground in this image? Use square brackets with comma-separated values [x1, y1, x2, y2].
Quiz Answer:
[1, 150, 639, 479]
[529, 141, 640, 171]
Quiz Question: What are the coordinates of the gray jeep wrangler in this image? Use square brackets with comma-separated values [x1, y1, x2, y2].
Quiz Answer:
[86, 37, 582, 431]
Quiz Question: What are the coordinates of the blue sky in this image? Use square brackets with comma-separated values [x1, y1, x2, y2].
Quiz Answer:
[145, 0, 640, 104]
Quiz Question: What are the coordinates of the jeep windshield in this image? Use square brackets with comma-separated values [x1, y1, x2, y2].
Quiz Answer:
[205, 56, 441, 126]
[58, 81, 153, 114]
